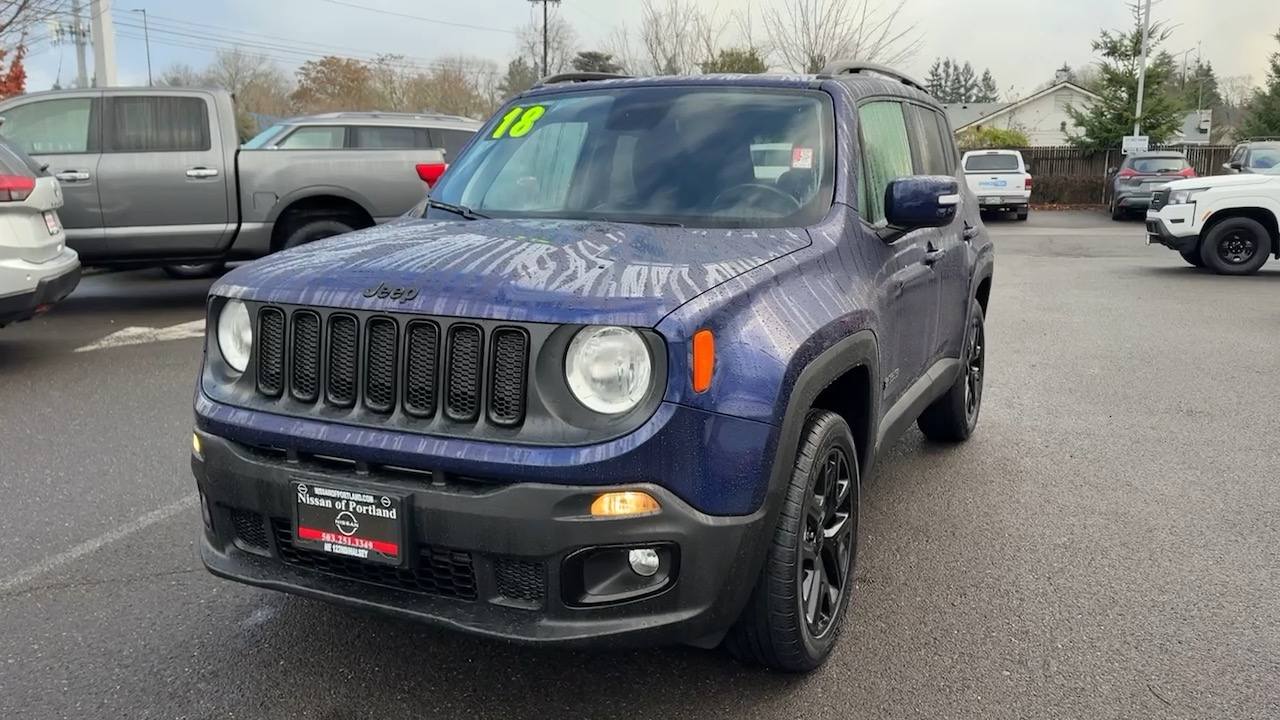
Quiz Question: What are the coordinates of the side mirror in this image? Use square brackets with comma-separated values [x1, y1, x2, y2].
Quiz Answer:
[883, 175, 958, 235]
[1228, 161, 1243, 170]
[1107, 166, 1119, 175]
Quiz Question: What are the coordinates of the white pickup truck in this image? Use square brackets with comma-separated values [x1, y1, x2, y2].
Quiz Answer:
[961, 149, 1032, 221]
[1144, 166, 1280, 275]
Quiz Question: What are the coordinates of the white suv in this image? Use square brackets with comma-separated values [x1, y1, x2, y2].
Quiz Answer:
[961, 149, 1032, 221]
[1145, 166, 1280, 275]
[0, 133, 80, 328]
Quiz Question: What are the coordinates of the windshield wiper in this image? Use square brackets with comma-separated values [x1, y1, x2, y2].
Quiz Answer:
[425, 198, 489, 220]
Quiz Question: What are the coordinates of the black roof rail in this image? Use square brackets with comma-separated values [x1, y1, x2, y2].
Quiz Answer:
[816, 60, 926, 92]
[531, 71, 631, 88]
[1241, 136, 1280, 143]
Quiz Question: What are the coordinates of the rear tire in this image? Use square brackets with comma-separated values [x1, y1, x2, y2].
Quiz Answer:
[1199, 217, 1271, 276]
[726, 409, 859, 674]
[1015, 209, 1029, 221]
[161, 262, 226, 280]
[917, 302, 985, 443]
[1110, 200, 1125, 221]
[279, 218, 356, 251]
[1179, 249, 1205, 268]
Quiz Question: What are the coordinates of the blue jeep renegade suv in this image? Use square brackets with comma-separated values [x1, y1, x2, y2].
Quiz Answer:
[191, 62, 995, 673]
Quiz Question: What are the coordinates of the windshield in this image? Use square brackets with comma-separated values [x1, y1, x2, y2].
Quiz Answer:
[964, 153, 1021, 172]
[242, 123, 289, 149]
[427, 86, 834, 228]
[1249, 146, 1280, 170]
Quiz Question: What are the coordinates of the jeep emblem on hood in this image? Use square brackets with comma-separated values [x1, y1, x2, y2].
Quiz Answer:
[363, 282, 419, 303]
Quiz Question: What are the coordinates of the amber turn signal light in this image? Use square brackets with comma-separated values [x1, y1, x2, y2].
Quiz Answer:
[591, 491, 661, 517]
[692, 329, 715, 393]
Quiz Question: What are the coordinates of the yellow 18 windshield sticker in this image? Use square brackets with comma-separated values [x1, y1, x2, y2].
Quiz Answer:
[491, 105, 546, 139]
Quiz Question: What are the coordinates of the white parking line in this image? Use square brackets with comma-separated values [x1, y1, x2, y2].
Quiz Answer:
[0, 495, 197, 594]
[74, 320, 205, 353]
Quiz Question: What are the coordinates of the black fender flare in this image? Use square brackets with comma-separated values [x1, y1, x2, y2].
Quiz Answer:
[266, 185, 378, 226]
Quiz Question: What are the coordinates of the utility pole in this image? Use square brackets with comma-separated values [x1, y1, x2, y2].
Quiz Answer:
[1133, 0, 1152, 136]
[71, 0, 89, 88]
[527, 0, 561, 76]
[131, 8, 152, 86]
[89, 0, 118, 87]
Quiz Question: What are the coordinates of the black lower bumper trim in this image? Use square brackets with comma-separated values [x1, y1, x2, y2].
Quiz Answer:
[1145, 217, 1198, 253]
[0, 263, 81, 327]
[192, 429, 771, 648]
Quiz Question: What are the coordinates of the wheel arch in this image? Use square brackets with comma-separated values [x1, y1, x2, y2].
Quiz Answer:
[769, 330, 880, 500]
[267, 188, 378, 252]
[1201, 206, 1280, 258]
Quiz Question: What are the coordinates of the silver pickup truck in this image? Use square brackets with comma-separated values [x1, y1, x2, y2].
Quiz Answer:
[0, 88, 479, 278]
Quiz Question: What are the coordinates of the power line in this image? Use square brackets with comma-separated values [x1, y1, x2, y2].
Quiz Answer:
[315, 0, 520, 35]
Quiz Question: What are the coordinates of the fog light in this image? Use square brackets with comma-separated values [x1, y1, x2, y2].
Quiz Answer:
[192, 432, 202, 457]
[628, 548, 660, 577]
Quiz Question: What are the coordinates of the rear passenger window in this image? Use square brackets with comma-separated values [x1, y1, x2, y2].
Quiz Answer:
[430, 128, 475, 161]
[353, 126, 417, 149]
[278, 126, 345, 149]
[856, 101, 913, 226]
[905, 105, 951, 176]
[109, 96, 210, 152]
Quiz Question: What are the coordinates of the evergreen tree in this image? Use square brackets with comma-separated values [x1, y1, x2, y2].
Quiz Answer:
[925, 59, 946, 98]
[571, 51, 624, 74]
[1240, 29, 1280, 138]
[497, 57, 540, 100]
[976, 70, 1000, 102]
[1067, 4, 1185, 150]
[956, 61, 978, 102]
[700, 48, 768, 74]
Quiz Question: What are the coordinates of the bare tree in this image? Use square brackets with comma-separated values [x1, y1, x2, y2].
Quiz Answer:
[761, 0, 922, 73]
[367, 54, 417, 111]
[1220, 74, 1257, 109]
[202, 47, 293, 117]
[1, 0, 64, 46]
[517, 8, 578, 76]
[155, 63, 205, 88]
[411, 55, 501, 119]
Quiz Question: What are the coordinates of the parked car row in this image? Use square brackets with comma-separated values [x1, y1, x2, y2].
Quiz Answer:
[0, 87, 481, 282]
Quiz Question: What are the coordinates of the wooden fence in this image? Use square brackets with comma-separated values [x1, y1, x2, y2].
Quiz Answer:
[1013, 145, 1234, 205]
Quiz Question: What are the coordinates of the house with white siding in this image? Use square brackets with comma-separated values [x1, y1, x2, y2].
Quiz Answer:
[943, 78, 1102, 147]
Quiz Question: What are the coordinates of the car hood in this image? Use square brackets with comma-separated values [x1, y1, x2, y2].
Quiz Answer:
[213, 217, 811, 327]
[1163, 174, 1277, 191]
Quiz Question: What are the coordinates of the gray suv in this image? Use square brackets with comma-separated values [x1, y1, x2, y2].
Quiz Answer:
[243, 111, 481, 164]
[0, 89, 482, 279]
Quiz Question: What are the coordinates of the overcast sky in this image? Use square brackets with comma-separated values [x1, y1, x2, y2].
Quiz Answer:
[20, 0, 1280, 100]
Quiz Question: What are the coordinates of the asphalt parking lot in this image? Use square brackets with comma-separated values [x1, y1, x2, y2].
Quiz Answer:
[1, 210, 1276, 720]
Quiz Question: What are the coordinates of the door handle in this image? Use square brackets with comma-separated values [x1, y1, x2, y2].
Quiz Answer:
[186, 167, 219, 179]
[923, 246, 947, 266]
[963, 222, 979, 241]
[54, 170, 90, 182]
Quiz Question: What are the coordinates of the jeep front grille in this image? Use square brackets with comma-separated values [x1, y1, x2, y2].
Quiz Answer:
[254, 306, 530, 427]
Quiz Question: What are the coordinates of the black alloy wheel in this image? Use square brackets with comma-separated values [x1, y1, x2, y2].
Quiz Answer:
[799, 446, 857, 639]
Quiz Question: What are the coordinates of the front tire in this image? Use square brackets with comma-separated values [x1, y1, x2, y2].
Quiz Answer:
[1179, 249, 1205, 268]
[917, 302, 985, 443]
[162, 262, 226, 280]
[1199, 217, 1271, 275]
[280, 219, 357, 251]
[726, 409, 859, 674]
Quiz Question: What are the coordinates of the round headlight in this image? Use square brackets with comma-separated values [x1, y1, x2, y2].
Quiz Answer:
[565, 326, 653, 415]
[217, 299, 253, 373]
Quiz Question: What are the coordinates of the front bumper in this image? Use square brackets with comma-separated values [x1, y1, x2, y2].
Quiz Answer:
[1145, 204, 1198, 253]
[0, 249, 81, 327]
[192, 429, 771, 649]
